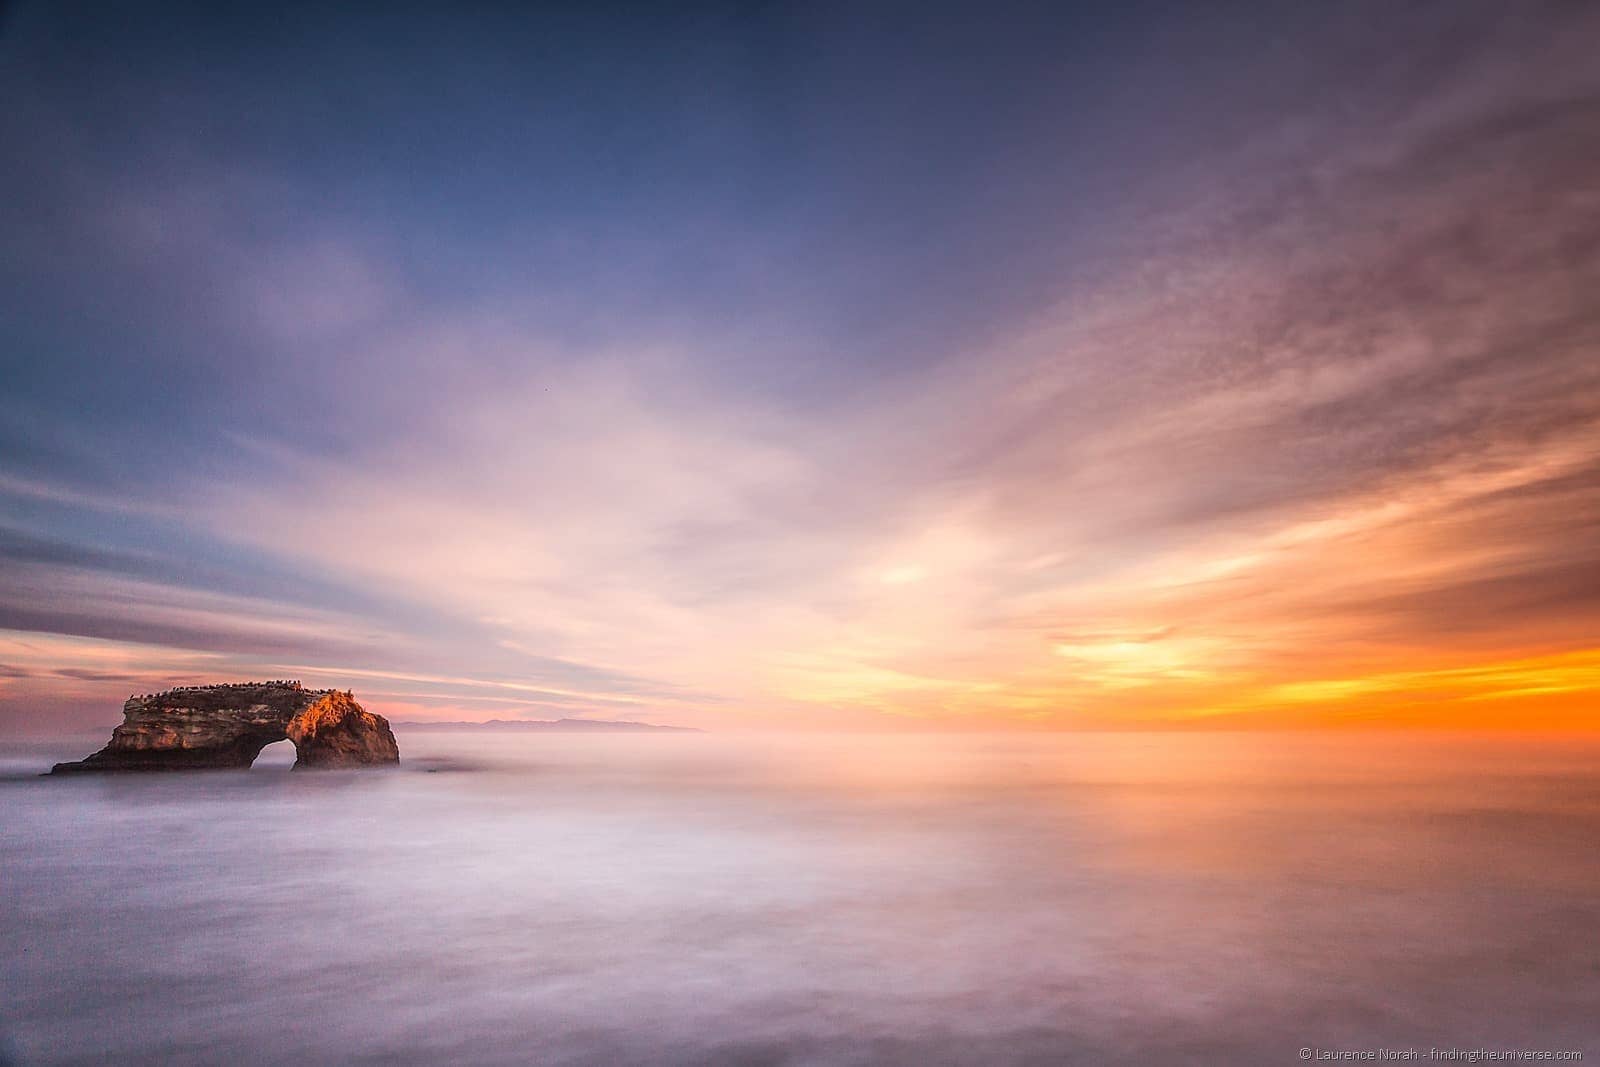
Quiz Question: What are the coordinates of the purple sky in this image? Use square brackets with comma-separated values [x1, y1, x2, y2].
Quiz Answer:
[2, 2, 1598, 732]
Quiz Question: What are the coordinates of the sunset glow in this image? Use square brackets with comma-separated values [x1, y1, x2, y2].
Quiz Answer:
[1, 3, 1596, 734]
[5, 6, 1600, 1065]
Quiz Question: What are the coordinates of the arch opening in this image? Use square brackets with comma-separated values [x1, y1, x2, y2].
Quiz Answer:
[252, 738, 297, 769]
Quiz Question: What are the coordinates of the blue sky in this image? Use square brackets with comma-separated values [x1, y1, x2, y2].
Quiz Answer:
[3, 2, 1598, 731]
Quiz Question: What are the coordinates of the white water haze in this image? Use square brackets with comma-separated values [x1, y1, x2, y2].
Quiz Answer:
[2, 731, 1598, 1065]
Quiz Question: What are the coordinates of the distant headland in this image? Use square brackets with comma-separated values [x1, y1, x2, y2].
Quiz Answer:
[51, 681, 400, 773]
[392, 718, 702, 733]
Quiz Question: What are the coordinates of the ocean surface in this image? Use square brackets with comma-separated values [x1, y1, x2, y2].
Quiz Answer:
[1, 730, 1597, 1066]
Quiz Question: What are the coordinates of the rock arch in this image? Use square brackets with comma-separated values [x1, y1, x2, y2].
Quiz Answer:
[51, 683, 399, 773]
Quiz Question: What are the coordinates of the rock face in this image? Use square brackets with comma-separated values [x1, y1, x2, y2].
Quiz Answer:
[286, 690, 400, 768]
[50, 681, 399, 773]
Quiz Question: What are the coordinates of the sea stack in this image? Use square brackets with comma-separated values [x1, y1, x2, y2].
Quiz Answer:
[50, 681, 399, 773]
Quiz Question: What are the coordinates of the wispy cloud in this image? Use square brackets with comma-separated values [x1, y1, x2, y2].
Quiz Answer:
[1, 2, 1596, 730]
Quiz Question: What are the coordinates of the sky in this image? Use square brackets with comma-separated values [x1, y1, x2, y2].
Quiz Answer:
[1, 1, 1597, 733]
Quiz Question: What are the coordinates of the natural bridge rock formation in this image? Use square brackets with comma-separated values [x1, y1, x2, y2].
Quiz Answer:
[51, 681, 399, 773]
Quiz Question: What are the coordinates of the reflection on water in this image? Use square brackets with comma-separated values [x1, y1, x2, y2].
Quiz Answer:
[2, 731, 1598, 1065]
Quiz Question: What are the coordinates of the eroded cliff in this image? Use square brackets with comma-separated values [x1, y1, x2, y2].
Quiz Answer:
[50, 681, 399, 773]
[287, 690, 401, 768]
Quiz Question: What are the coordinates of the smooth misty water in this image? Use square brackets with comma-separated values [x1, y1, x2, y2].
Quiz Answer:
[2, 731, 1598, 1066]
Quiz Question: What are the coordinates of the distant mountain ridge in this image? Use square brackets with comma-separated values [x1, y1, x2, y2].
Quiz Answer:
[392, 718, 702, 733]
